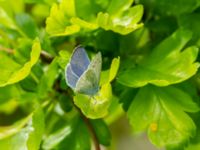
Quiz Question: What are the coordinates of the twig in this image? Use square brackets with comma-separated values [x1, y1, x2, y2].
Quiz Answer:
[0, 46, 54, 64]
[64, 88, 101, 150]
[77, 107, 101, 150]
[40, 50, 54, 63]
[0, 46, 14, 54]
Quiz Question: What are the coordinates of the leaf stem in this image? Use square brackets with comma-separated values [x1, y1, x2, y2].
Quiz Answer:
[64, 89, 101, 150]
[77, 107, 101, 150]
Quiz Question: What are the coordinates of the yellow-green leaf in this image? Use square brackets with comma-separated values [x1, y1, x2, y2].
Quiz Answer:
[0, 38, 41, 87]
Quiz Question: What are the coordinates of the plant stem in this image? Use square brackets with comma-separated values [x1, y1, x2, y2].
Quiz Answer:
[65, 89, 101, 150]
[77, 107, 101, 150]
[0, 45, 13, 54]
[40, 50, 54, 63]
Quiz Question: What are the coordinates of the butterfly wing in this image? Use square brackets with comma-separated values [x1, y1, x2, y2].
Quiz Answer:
[65, 64, 79, 89]
[75, 52, 102, 95]
[70, 46, 90, 77]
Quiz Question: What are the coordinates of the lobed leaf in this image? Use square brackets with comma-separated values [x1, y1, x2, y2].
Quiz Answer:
[97, 5, 143, 35]
[118, 29, 199, 87]
[46, 0, 143, 36]
[128, 85, 199, 147]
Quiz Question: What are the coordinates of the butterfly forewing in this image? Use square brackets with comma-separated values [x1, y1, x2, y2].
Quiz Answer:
[70, 47, 90, 77]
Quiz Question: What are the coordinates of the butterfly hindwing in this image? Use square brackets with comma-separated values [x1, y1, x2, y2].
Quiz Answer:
[66, 64, 79, 89]
[75, 69, 99, 95]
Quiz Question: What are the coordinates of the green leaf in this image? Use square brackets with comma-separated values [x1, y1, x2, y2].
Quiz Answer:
[128, 85, 199, 147]
[109, 57, 120, 82]
[0, 85, 21, 104]
[119, 87, 138, 111]
[100, 57, 120, 84]
[42, 124, 72, 149]
[57, 50, 71, 70]
[119, 27, 150, 54]
[37, 58, 59, 99]
[185, 143, 200, 150]
[90, 119, 111, 146]
[0, 113, 33, 139]
[74, 0, 100, 21]
[0, 7, 17, 30]
[27, 108, 45, 150]
[70, 17, 98, 30]
[58, 94, 73, 112]
[118, 29, 199, 87]
[139, 0, 200, 16]
[45, 1, 80, 36]
[0, 38, 41, 87]
[74, 83, 112, 119]
[178, 13, 200, 43]
[0, 0, 24, 14]
[46, 0, 143, 36]
[0, 108, 44, 150]
[97, 5, 143, 35]
[43, 116, 90, 150]
[15, 13, 38, 39]
[107, 0, 133, 15]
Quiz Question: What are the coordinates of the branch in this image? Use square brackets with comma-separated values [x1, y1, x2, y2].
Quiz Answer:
[63, 88, 101, 150]
[0, 45, 54, 64]
[78, 108, 101, 150]
[40, 50, 54, 63]
[0, 46, 14, 54]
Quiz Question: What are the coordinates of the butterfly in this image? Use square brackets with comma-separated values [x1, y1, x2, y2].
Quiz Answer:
[65, 46, 102, 96]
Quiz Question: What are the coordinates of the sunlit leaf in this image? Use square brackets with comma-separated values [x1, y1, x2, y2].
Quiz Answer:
[0, 7, 17, 30]
[57, 50, 71, 69]
[74, 83, 112, 119]
[0, 38, 41, 87]
[0, 108, 44, 150]
[100, 57, 120, 84]
[46, 0, 143, 36]
[118, 29, 199, 87]
[128, 85, 199, 147]
[45, 2, 80, 36]
[97, 5, 143, 35]
[109, 57, 120, 82]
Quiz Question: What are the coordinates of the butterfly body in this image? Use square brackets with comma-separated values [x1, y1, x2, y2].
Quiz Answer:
[65, 46, 102, 96]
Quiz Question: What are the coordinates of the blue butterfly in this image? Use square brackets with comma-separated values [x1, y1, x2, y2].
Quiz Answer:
[65, 46, 102, 96]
